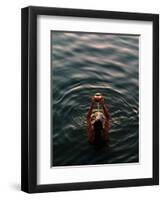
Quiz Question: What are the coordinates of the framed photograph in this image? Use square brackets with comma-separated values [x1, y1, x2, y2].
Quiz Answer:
[21, 6, 159, 193]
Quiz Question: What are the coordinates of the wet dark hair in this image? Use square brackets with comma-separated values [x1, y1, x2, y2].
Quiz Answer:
[93, 119, 103, 144]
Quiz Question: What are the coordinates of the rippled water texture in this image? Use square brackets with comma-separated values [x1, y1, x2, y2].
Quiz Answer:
[51, 31, 139, 166]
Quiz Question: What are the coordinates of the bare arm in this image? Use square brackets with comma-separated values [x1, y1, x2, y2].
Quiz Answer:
[86, 102, 94, 120]
[102, 104, 109, 120]
[102, 103, 110, 141]
[86, 102, 94, 143]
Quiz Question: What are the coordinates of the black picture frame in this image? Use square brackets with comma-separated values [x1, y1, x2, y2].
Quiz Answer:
[21, 6, 159, 193]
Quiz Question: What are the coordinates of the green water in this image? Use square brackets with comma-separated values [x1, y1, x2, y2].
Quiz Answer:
[51, 31, 139, 166]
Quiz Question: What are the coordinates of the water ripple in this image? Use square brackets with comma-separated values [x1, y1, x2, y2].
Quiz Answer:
[52, 31, 139, 166]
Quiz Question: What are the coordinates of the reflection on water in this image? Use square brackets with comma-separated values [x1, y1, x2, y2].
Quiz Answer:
[51, 31, 139, 167]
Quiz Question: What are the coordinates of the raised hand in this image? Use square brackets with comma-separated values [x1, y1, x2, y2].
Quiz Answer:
[92, 93, 104, 103]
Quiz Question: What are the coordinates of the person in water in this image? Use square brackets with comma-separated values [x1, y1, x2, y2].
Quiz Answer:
[86, 93, 109, 145]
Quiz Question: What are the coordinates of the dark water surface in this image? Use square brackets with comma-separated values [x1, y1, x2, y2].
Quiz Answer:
[51, 31, 139, 167]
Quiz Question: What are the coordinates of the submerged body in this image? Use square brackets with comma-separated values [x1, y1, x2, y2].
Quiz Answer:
[86, 94, 109, 145]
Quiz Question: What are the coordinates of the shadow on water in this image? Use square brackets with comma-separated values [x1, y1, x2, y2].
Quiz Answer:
[51, 31, 139, 167]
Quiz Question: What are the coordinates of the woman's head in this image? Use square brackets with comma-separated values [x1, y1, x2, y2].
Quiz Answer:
[94, 112, 104, 122]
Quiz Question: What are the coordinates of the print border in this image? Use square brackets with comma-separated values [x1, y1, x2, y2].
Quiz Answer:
[21, 6, 159, 193]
